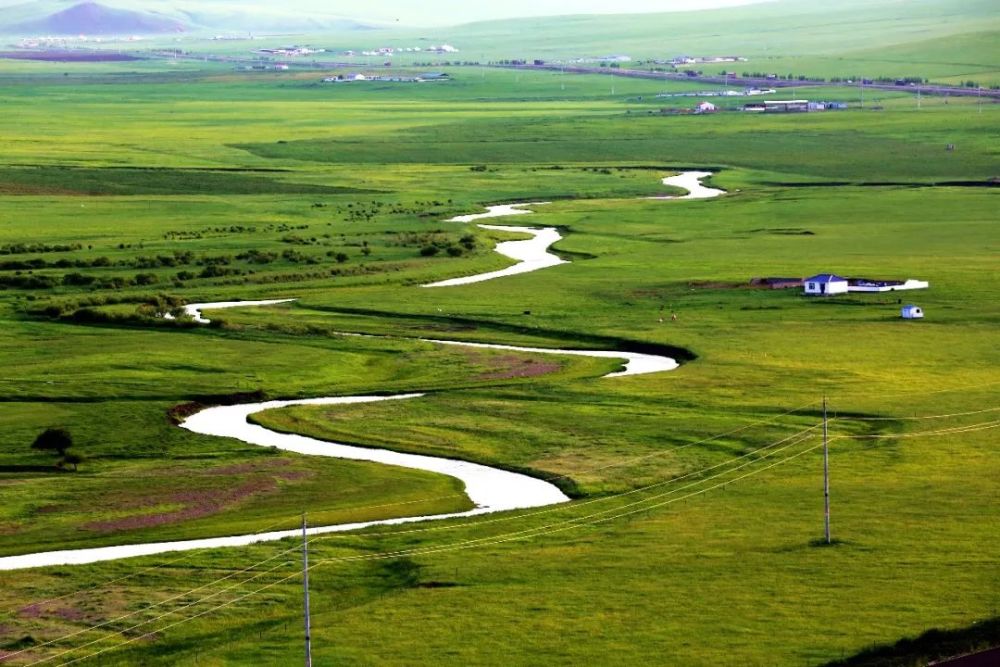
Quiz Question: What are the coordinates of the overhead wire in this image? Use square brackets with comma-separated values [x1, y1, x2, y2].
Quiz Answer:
[834, 406, 1000, 421]
[13, 423, 822, 664]
[13, 400, 997, 662]
[3, 400, 822, 618]
[30, 408, 1000, 664]
[53, 433, 828, 666]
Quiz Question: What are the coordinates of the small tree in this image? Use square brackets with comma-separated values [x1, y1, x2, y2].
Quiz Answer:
[32, 428, 73, 458]
[62, 451, 85, 472]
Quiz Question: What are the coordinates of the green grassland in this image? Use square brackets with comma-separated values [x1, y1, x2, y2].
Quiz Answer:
[87, 0, 1000, 86]
[0, 47, 996, 667]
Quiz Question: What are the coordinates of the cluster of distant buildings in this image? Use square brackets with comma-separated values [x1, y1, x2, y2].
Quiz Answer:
[238, 63, 290, 71]
[657, 88, 777, 99]
[322, 72, 450, 84]
[669, 98, 849, 115]
[742, 100, 849, 113]
[17, 35, 144, 46]
[344, 45, 459, 57]
[255, 46, 324, 57]
[667, 55, 748, 65]
[571, 55, 633, 64]
[753, 275, 930, 296]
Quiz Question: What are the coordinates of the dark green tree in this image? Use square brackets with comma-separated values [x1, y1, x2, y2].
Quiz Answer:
[32, 428, 73, 458]
[62, 451, 85, 472]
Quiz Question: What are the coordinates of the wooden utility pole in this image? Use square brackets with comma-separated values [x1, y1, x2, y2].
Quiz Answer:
[303, 514, 312, 667]
[823, 397, 831, 545]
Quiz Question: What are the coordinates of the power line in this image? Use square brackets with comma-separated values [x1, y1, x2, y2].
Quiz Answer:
[835, 406, 1000, 421]
[309, 424, 825, 545]
[4, 412, 824, 662]
[833, 419, 1000, 440]
[12, 402, 995, 661]
[304, 431, 821, 567]
[51, 436, 827, 666]
[3, 492, 465, 617]
[8, 544, 300, 663]
[18, 426, 821, 663]
[2, 513, 301, 616]
[51, 412, 997, 663]
[26, 558, 296, 666]
[3, 406, 822, 644]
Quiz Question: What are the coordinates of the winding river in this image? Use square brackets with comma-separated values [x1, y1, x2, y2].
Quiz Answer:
[0, 172, 721, 571]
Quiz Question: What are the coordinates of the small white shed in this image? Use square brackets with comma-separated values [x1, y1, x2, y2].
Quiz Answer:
[696, 101, 717, 113]
[902, 305, 924, 320]
[804, 274, 849, 296]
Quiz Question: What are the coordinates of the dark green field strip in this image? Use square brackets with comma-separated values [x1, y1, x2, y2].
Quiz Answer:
[234, 112, 998, 181]
[0, 166, 381, 196]
[295, 304, 699, 363]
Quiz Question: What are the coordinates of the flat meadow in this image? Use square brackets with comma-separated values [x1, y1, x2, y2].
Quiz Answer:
[0, 61, 996, 665]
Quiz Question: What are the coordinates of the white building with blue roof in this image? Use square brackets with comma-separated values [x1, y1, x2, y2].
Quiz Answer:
[804, 274, 849, 296]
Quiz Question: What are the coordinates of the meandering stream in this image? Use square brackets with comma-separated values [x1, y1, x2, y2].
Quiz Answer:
[0, 172, 721, 571]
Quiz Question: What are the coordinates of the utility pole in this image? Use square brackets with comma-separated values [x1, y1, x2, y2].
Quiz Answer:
[859, 78, 864, 109]
[823, 397, 831, 545]
[302, 514, 312, 667]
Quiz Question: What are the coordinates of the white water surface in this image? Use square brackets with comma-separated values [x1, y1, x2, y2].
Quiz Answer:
[0, 174, 712, 571]
[167, 299, 297, 325]
[0, 394, 569, 571]
[424, 224, 567, 288]
[426, 171, 723, 287]
[0, 332, 677, 570]
[425, 339, 678, 377]
[648, 170, 725, 200]
[423, 203, 568, 288]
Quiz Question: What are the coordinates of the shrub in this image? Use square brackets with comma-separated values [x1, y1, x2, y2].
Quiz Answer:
[62, 273, 96, 286]
[32, 428, 73, 457]
[61, 451, 85, 472]
[420, 245, 440, 257]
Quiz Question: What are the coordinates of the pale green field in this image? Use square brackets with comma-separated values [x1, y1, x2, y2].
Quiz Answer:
[0, 19, 997, 666]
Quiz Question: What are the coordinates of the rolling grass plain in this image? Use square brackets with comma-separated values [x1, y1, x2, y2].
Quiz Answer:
[0, 53, 996, 666]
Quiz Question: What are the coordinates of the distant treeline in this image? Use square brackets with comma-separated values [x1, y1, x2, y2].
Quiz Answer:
[0, 242, 82, 256]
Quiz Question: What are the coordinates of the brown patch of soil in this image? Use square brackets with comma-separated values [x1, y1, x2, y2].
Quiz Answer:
[687, 280, 747, 290]
[83, 478, 280, 533]
[476, 356, 562, 381]
[207, 459, 293, 476]
[17, 603, 43, 619]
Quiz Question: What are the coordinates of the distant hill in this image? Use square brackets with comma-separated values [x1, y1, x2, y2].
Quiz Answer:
[427, 0, 1000, 58]
[9, 1, 187, 35]
[0, 0, 380, 35]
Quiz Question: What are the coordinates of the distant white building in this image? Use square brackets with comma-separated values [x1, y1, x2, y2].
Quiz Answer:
[804, 274, 849, 296]
[696, 101, 717, 113]
[847, 278, 929, 293]
[902, 305, 924, 319]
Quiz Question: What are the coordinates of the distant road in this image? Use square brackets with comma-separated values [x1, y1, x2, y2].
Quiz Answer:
[499, 64, 1000, 100]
